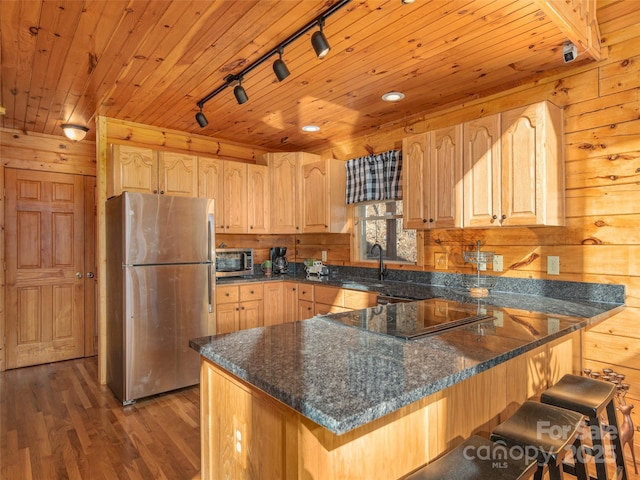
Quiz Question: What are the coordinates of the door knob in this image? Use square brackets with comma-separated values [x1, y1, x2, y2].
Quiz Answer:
[75, 272, 83, 279]
[86, 272, 95, 279]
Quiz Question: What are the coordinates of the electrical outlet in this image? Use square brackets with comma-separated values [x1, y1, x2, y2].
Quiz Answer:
[493, 255, 503, 272]
[547, 256, 560, 275]
[434, 253, 447, 270]
[321, 250, 327, 262]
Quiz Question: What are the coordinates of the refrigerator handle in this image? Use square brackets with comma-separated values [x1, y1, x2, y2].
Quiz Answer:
[208, 213, 215, 313]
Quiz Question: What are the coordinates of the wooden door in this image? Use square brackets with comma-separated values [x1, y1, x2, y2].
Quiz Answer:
[267, 152, 299, 234]
[84, 176, 98, 356]
[429, 125, 463, 229]
[247, 164, 269, 233]
[5, 169, 85, 368]
[463, 114, 502, 227]
[223, 162, 248, 233]
[109, 144, 157, 196]
[300, 160, 329, 233]
[501, 104, 541, 226]
[263, 282, 284, 326]
[283, 282, 299, 323]
[216, 303, 239, 334]
[199, 157, 225, 232]
[402, 134, 429, 229]
[159, 152, 198, 197]
[240, 300, 263, 330]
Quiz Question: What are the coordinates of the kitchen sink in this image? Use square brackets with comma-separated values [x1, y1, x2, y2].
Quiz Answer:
[340, 281, 386, 289]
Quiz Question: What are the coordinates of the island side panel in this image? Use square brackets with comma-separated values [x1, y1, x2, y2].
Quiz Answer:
[199, 331, 581, 480]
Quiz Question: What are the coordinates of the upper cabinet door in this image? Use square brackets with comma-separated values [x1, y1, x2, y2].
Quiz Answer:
[402, 133, 429, 229]
[429, 124, 463, 229]
[159, 152, 198, 197]
[198, 158, 225, 232]
[267, 152, 301, 234]
[109, 145, 157, 197]
[223, 162, 248, 233]
[501, 101, 564, 227]
[300, 159, 330, 233]
[247, 164, 269, 234]
[463, 114, 502, 227]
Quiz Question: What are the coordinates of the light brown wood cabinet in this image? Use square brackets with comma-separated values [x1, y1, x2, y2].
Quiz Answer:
[299, 158, 349, 233]
[263, 282, 285, 327]
[247, 164, 269, 233]
[462, 101, 565, 227]
[198, 158, 249, 233]
[215, 284, 263, 334]
[266, 152, 348, 234]
[402, 125, 463, 229]
[267, 152, 301, 234]
[109, 145, 198, 198]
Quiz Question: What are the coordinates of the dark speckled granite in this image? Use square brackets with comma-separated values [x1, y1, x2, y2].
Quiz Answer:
[190, 286, 623, 435]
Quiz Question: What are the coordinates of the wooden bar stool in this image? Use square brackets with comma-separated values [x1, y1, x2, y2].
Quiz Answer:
[540, 374, 629, 480]
[490, 400, 589, 480]
[403, 435, 537, 480]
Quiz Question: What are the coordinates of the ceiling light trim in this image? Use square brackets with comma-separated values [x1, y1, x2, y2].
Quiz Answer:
[61, 123, 89, 141]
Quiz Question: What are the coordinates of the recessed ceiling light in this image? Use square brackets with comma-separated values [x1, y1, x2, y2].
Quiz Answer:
[382, 91, 405, 102]
[302, 125, 320, 132]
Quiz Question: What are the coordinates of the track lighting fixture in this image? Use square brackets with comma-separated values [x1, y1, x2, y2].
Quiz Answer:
[194, 0, 351, 127]
[61, 123, 89, 141]
[195, 106, 208, 127]
[234, 77, 248, 104]
[272, 48, 290, 82]
[311, 19, 330, 59]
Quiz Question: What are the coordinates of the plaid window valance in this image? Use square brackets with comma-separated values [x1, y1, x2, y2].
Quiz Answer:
[345, 149, 402, 204]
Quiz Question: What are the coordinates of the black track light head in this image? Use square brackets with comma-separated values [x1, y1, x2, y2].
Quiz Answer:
[195, 107, 208, 128]
[234, 78, 248, 104]
[273, 48, 290, 82]
[311, 19, 330, 59]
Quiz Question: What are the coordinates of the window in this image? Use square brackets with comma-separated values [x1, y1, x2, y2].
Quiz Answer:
[355, 200, 417, 263]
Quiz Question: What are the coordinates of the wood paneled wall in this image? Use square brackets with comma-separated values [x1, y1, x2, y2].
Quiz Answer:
[0, 128, 97, 371]
[312, 21, 640, 445]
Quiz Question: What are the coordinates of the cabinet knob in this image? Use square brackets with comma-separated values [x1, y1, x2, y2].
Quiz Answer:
[153, 189, 158, 194]
[250, 226, 253, 229]
[241, 306, 245, 310]
[501, 214, 507, 220]
[492, 215, 498, 220]
[428, 218, 434, 223]
[160, 190, 164, 194]
[225, 293, 230, 297]
[250, 290, 254, 294]
[293, 288, 296, 291]
[423, 219, 427, 223]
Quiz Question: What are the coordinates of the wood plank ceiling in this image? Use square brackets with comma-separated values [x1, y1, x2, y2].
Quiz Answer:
[0, 0, 620, 152]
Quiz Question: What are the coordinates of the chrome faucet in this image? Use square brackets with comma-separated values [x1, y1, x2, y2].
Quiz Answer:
[370, 243, 388, 282]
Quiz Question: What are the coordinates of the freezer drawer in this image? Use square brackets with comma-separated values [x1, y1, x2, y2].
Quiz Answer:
[122, 264, 211, 403]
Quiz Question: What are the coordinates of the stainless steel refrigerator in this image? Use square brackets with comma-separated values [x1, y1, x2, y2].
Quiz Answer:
[106, 192, 215, 405]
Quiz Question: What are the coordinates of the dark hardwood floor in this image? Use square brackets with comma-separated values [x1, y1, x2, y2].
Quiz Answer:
[2, 357, 639, 480]
[0, 357, 201, 480]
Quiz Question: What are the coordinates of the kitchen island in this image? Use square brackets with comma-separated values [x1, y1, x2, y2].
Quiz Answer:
[190, 288, 623, 479]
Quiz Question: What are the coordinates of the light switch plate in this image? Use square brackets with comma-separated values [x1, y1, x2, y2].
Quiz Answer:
[321, 250, 327, 262]
[493, 255, 503, 272]
[547, 256, 560, 275]
[435, 253, 448, 270]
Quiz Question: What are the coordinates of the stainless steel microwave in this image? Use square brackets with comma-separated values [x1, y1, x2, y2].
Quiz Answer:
[215, 248, 254, 277]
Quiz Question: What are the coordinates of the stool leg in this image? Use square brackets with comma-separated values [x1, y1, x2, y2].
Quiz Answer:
[589, 415, 609, 480]
[606, 401, 629, 480]
[572, 436, 589, 480]
[548, 457, 564, 480]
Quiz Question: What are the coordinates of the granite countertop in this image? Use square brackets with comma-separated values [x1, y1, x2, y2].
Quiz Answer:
[191, 278, 624, 435]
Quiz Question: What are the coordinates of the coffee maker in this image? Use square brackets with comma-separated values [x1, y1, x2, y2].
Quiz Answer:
[270, 246, 289, 274]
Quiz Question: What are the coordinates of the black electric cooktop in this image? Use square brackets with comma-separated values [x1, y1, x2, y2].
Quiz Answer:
[326, 300, 496, 340]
